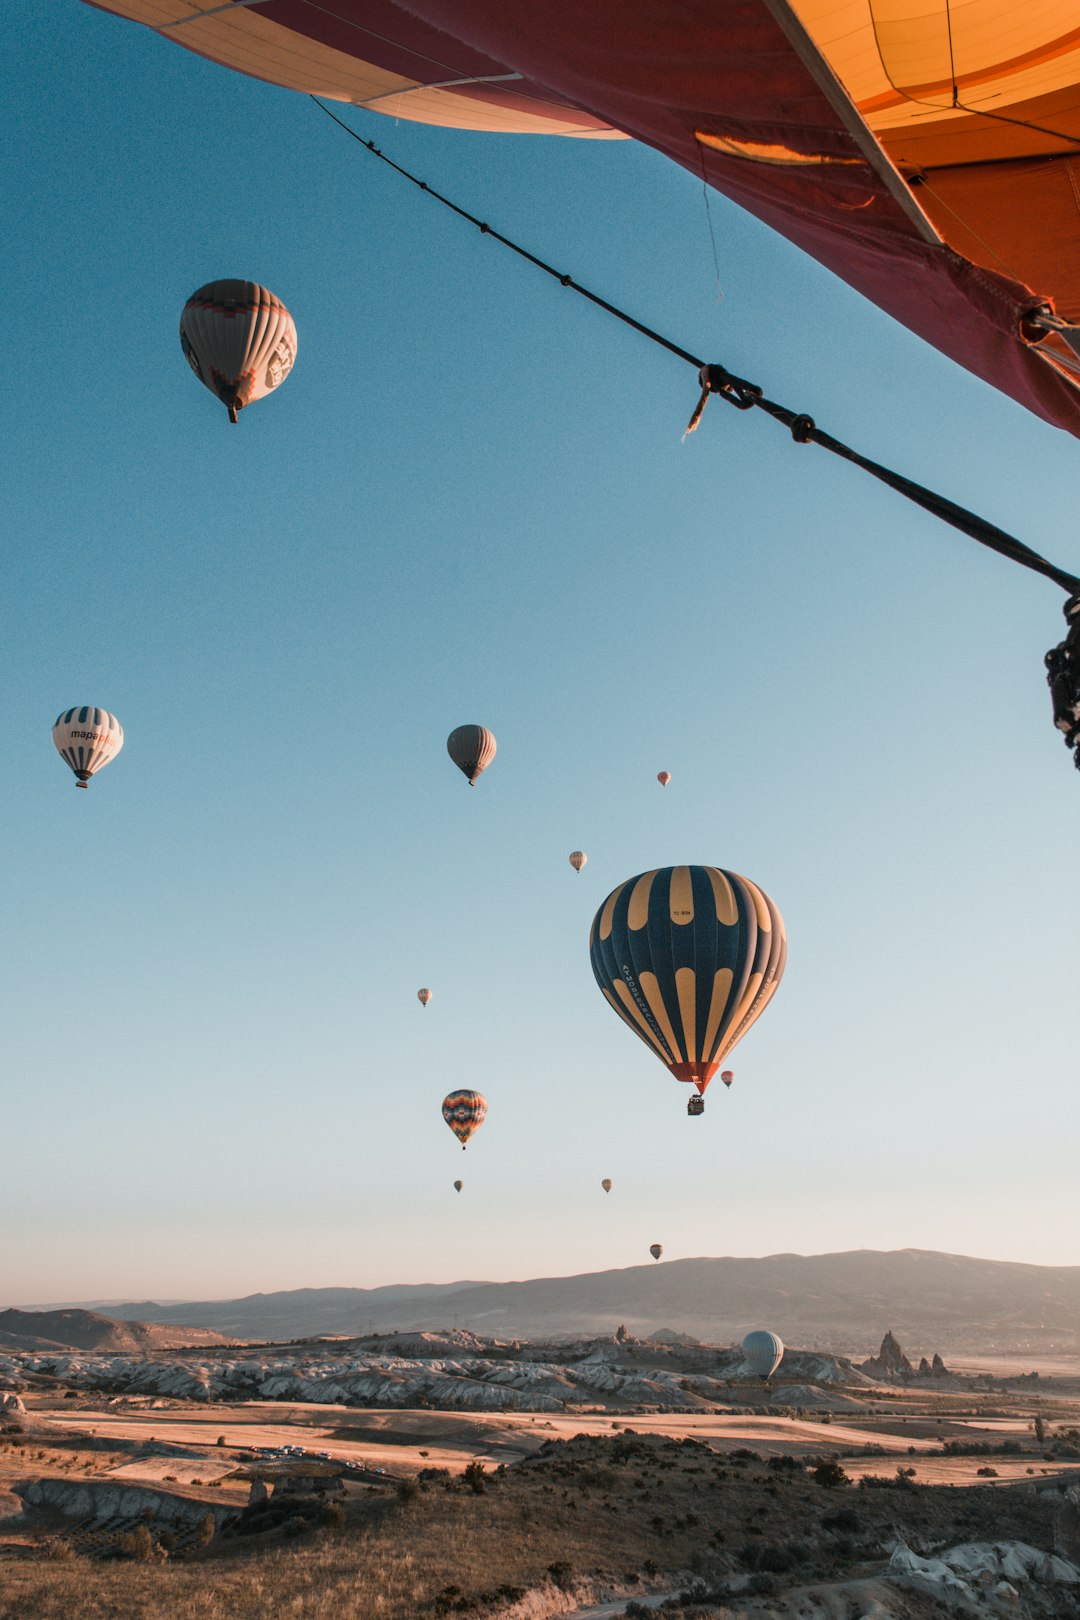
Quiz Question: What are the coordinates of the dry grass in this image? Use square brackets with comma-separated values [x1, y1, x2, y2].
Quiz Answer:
[0, 1432, 1062, 1620]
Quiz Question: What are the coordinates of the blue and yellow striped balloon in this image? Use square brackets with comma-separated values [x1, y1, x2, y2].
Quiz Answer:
[589, 865, 786, 1099]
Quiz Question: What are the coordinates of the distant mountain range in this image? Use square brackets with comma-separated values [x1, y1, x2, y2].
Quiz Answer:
[30, 1250, 1080, 1355]
[0, 1308, 234, 1355]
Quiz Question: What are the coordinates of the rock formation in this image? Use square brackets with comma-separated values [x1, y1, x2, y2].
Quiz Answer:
[860, 1330, 914, 1380]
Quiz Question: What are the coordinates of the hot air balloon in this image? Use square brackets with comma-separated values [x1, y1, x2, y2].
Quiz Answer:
[453, 1179, 463, 1193]
[447, 725, 496, 786]
[657, 772, 671, 787]
[601, 1178, 612, 1194]
[741, 1330, 784, 1380]
[649, 1243, 663, 1262]
[720, 1070, 734, 1088]
[97, 1, 1080, 440]
[569, 851, 587, 872]
[418, 988, 433, 1008]
[442, 1089, 487, 1149]
[180, 280, 296, 423]
[52, 707, 124, 789]
[589, 866, 786, 1114]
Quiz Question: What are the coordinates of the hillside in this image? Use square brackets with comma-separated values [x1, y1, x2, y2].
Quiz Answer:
[0, 1308, 234, 1354]
[92, 1249, 1080, 1353]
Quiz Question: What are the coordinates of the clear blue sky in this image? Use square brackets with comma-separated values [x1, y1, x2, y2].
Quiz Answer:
[4, 5, 1078, 1306]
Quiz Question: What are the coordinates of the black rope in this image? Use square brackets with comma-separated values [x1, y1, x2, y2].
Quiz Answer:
[311, 96, 1080, 599]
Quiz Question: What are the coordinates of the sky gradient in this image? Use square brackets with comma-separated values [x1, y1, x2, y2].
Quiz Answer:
[3, 5, 1078, 1306]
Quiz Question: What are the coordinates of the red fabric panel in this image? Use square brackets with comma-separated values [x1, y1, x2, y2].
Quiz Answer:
[379, 0, 1080, 437]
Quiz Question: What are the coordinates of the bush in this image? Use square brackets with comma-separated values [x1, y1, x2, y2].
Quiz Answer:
[216, 1435, 226, 1447]
[397, 1478, 420, 1503]
[463, 1461, 486, 1494]
[977, 1467, 999, 1477]
[117, 1525, 157, 1563]
[812, 1459, 849, 1489]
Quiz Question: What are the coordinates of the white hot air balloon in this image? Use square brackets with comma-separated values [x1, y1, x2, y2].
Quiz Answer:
[52, 706, 124, 789]
[417, 988, 433, 1008]
[180, 280, 297, 422]
[741, 1330, 784, 1379]
[569, 851, 587, 872]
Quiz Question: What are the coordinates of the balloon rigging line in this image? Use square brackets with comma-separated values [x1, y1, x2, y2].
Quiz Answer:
[311, 96, 1080, 599]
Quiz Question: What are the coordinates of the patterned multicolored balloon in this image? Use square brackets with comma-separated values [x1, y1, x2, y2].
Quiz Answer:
[418, 988, 433, 1007]
[720, 1070, 734, 1087]
[52, 707, 124, 789]
[180, 280, 296, 423]
[442, 1089, 487, 1149]
[589, 865, 786, 1100]
[569, 851, 587, 872]
[447, 725, 496, 786]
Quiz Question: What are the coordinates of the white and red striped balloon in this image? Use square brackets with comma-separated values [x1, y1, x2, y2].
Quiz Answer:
[180, 280, 296, 422]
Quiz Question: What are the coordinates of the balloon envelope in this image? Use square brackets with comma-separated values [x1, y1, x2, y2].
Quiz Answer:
[442, 1089, 487, 1148]
[447, 725, 496, 785]
[418, 988, 433, 1007]
[569, 851, 587, 872]
[601, 1178, 612, 1193]
[649, 1243, 663, 1261]
[52, 707, 124, 787]
[453, 1179, 463, 1193]
[741, 1330, 784, 1379]
[590, 865, 786, 1096]
[657, 772, 671, 786]
[720, 1070, 734, 1087]
[180, 280, 296, 422]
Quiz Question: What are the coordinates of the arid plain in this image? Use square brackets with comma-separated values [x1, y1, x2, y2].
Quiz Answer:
[2, 1316, 1079, 1620]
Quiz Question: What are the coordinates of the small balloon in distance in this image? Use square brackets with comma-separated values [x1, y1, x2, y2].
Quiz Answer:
[453, 1179, 463, 1194]
[417, 988, 433, 1007]
[657, 771, 671, 786]
[649, 1243, 663, 1261]
[601, 1178, 612, 1193]
[180, 280, 296, 422]
[442, 1089, 487, 1149]
[569, 851, 587, 872]
[720, 1070, 734, 1087]
[52, 707, 124, 789]
[447, 725, 496, 785]
[741, 1329, 784, 1378]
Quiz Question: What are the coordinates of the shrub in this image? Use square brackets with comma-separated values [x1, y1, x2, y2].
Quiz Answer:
[812, 1459, 849, 1489]
[397, 1478, 420, 1503]
[462, 1461, 486, 1494]
[117, 1525, 156, 1563]
[216, 1435, 226, 1447]
[977, 1467, 999, 1477]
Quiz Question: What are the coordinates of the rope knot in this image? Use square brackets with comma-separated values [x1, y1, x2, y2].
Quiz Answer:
[791, 414, 816, 443]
